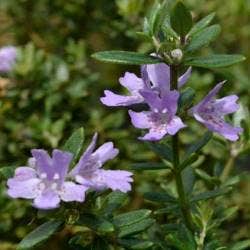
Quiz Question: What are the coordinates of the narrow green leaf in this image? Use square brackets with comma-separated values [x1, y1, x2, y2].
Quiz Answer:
[195, 169, 220, 186]
[185, 54, 246, 68]
[179, 154, 199, 171]
[162, 23, 179, 39]
[191, 188, 230, 202]
[113, 209, 151, 228]
[118, 239, 154, 249]
[101, 191, 127, 216]
[131, 162, 167, 171]
[182, 166, 195, 194]
[0, 166, 15, 180]
[144, 192, 177, 203]
[188, 13, 215, 36]
[184, 131, 213, 159]
[17, 220, 63, 250]
[230, 240, 250, 250]
[63, 127, 84, 163]
[78, 214, 114, 233]
[178, 87, 195, 110]
[92, 51, 162, 65]
[147, 142, 173, 162]
[186, 25, 221, 52]
[170, 1, 192, 37]
[118, 218, 155, 238]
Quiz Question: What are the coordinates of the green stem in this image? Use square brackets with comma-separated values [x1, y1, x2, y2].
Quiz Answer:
[220, 156, 235, 182]
[170, 65, 195, 232]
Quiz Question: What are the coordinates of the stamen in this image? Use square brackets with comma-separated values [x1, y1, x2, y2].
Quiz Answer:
[51, 183, 58, 190]
[53, 173, 60, 180]
[162, 108, 167, 113]
[40, 173, 47, 179]
[153, 108, 159, 113]
[38, 182, 46, 191]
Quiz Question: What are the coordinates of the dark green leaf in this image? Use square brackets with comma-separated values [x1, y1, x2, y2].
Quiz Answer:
[144, 192, 177, 203]
[182, 166, 195, 194]
[113, 209, 151, 228]
[185, 54, 246, 68]
[178, 87, 195, 110]
[186, 25, 221, 52]
[92, 51, 162, 65]
[191, 188, 230, 202]
[118, 218, 155, 238]
[0, 166, 15, 180]
[179, 154, 199, 171]
[63, 127, 84, 163]
[162, 24, 179, 39]
[147, 142, 173, 162]
[188, 13, 216, 36]
[101, 191, 127, 216]
[131, 162, 167, 171]
[118, 239, 154, 249]
[170, 1, 192, 37]
[194, 169, 220, 186]
[78, 214, 114, 233]
[184, 131, 213, 159]
[17, 220, 63, 250]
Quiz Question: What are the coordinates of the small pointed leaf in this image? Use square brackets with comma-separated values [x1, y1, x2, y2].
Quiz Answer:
[186, 25, 221, 52]
[188, 13, 215, 36]
[92, 51, 162, 65]
[185, 54, 246, 68]
[17, 220, 63, 250]
[118, 218, 155, 238]
[170, 1, 192, 37]
[63, 127, 84, 163]
[113, 209, 151, 228]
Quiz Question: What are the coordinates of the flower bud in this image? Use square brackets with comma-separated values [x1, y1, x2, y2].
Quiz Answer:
[170, 49, 183, 63]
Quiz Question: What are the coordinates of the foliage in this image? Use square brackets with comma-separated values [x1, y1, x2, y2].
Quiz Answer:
[0, 0, 249, 249]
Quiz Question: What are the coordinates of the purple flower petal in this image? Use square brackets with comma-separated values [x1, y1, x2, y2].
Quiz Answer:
[128, 110, 151, 129]
[7, 177, 40, 199]
[31, 149, 53, 178]
[119, 72, 144, 92]
[204, 120, 242, 141]
[161, 90, 179, 118]
[139, 128, 168, 141]
[146, 63, 170, 92]
[101, 170, 133, 193]
[166, 116, 186, 135]
[33, 190, 60, 210]
[60, 181, 87, 202]
[196, 82, 225, 109]
[94, 142, 119, 164]
[12, 167, 36, 181]
[178, 67, 192, 88]
[70, 133, 98, 176]
[0, 46, 17, 73]
[100, 90, 143, 106]
[214, 95, 239, 114]
[190, 81, 242, 141]
[52, 149, 73, 181]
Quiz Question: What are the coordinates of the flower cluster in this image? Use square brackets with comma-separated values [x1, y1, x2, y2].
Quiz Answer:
[0, 46, 17, 73]
[101, 63, 242, 141]
[7, 134, 133, 210]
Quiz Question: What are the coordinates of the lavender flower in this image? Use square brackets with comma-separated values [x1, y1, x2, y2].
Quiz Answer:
[7, 149, 87, 209]
[70, 133, 133, 192]
[100, 63, 191, 107]
[129, 90, 186, 141]
[0, 46, 17, 73]
[190, 82, 242, 141]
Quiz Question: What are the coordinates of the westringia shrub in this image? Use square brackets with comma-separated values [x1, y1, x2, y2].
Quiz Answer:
[0, 1, 250, 250]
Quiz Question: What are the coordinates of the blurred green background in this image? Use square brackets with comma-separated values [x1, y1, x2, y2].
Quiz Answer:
[0, 0, 249, 249]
